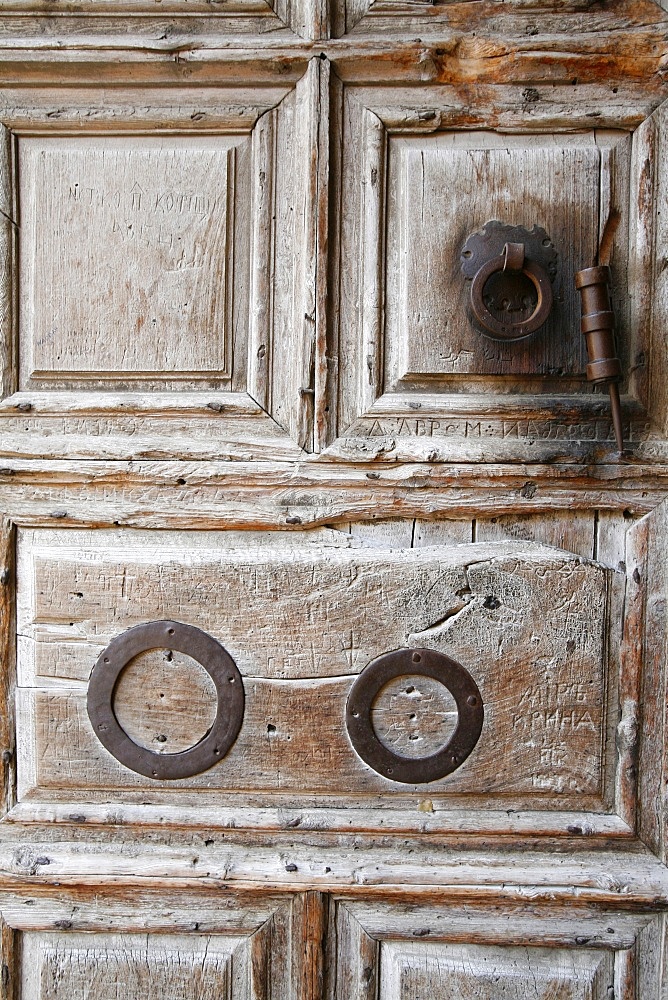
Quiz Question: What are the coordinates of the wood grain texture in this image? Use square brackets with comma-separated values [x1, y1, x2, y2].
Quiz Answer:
[326, 902, 378, 1000]
[0, 918, 16, 1000]
[0, 841, 667, 901]
[0, 87, 296, 133]
[0, 396, 305, 461]
[379, 940, 614, 999]
[384, 132, 608, 382]
[331, 900, 668, 1000]
[328, 77, 653, 461]
[269, 59, 325, 451]
[1, 461, 668, 528]
[15, 531, 614, 819]
[0, 124, 16, 403]
[113, 649, 218, 754]
[0, 520, 15, 820]
[22, 931, 237, 1000]
[292, 891, 327, 1000]
[20, 136, 236, 389]
[1, 890, 308, 1000]
[630, 500, 668, 861]
[631, 99, 668, 437]
[476, 511, 595, 559]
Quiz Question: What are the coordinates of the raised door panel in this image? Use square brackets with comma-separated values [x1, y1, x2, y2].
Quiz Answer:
[0, 888, 317, 1000]
[329, 899, 666, 1000]
[20, 136, 237, 388]
[8, 525, 629, 837]
[0, 59, 329, 460]
[323, 60, 668, 462]
[380, 943, 613, 999]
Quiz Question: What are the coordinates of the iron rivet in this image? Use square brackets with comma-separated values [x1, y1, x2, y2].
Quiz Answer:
[467, 695, 478, 707]
[412, 652, 421, 663]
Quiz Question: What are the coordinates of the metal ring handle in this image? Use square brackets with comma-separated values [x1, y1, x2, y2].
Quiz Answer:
[87, 620, 244, 780]
[470, 245, 553, 341]
[346, 647, 484, 784]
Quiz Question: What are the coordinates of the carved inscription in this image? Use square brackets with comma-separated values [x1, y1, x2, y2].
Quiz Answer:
[19, 534, 610, 806]
[357, 417, 650, 442]
[513, 681, 599, 792]
[19, 136, 239, 382]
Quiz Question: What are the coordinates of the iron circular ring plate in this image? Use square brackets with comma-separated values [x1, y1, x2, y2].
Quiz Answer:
[87, 620, 244, 780]
[470, 255, 553, 341]
[345, 648, 484, 784]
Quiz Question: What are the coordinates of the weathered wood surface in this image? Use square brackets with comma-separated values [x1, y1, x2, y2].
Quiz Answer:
[384, 132, 608, 381]
[629, 501, 668, 862]
[20, 137, 237, 386]
[15, 531, 613, 817]
[0, 396, 306, 461]
[379, 941, 614, 999]
[0, 522, 15, 821]
[11, 893, 302, 1000]
[23, 932, 240, 1000]
[0, 840, 667, 901]
[630, 99, 668, 431]
[329, 901, 666, 1000]
[1, 2, 668, 996]
[0, 461, 666, 528]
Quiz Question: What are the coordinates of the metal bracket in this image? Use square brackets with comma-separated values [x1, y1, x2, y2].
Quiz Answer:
[461, 222, 558, 342]
[87, 620, 244, 780]
[345, 648, 484, 784]
[461, 221, 558, 282]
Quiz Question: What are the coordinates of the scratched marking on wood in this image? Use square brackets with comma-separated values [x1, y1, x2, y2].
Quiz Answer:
[385, 132, 612, 381]
[19, 137, 237, 388]
[16, 529, 611, 807]
[113, 649, 218, 755]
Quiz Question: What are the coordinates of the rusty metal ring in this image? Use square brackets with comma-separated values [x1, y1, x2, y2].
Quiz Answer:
[470, 253, 553, 341]
[345, 648, 484, 784]
[87, 621, 244, 780]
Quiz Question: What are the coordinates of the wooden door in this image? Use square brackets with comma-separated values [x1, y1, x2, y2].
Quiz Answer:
[0, 1, 667, 997]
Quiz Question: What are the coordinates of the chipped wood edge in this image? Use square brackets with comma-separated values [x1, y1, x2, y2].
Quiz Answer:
[313, 57, 332, 452]
[0, 126, 15, 403]
[0, 842, 666, 900]
[4, 801, 634, 839]
[2, 462, 668, 529]
[326, 900, 378, 1000]
[0, 521, 15, 820]
[633, 501, 668, 863]
[248, 108, 277, 413]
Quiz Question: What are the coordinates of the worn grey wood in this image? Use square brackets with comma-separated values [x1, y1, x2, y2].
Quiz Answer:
[1, 4, 668, 997]
[629, 500, 668, 861]
[15, 531, 615, 823]
[20, 137, 236, 389]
